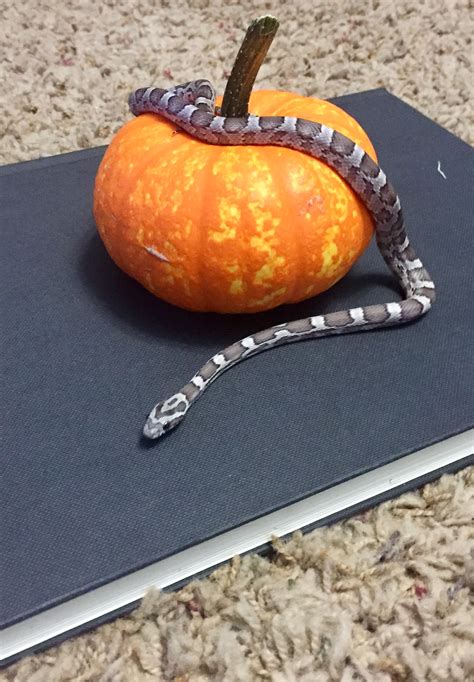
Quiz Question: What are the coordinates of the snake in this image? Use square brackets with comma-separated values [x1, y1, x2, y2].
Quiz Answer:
[128, 80, 436, 440]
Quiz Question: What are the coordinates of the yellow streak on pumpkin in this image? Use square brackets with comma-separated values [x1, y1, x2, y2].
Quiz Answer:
[250, 287, 287, 308]
[334, 190, 349, 217]
[211, 151, 244, 184]
[248, 201, 284, 287]
[317, 225, 343, 278]
[170, 188, 183, 214]
[288, 166, 315, 193]
[229, 279, 244, 295]
[163, 240, 179, 259]
[254, 258, 286, 285]
[162, 273, 175, 286]
[251, 177, 273, 199]
[183, 219, 192, 237]
[158, 244, 191, 295]
[182, 153, 207, 191]
[210, 200, 241, 243]
[130, 178, 145, 208]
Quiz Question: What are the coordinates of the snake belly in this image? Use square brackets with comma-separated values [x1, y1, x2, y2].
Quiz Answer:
[128, 80, 435, 440]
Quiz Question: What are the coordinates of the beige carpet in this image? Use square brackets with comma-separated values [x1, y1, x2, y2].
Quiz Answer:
[0, 0, 472, 164]
[2, 469, 473, 681]
[1, 0, 473, 680]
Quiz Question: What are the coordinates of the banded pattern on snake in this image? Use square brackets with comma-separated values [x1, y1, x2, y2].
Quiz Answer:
[128, 80, 435, 440]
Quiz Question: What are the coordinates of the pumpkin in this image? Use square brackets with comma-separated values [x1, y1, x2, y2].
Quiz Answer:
[93, 90, 377, 314]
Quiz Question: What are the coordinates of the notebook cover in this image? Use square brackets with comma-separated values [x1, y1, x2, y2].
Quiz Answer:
[1, 89, 473, 630]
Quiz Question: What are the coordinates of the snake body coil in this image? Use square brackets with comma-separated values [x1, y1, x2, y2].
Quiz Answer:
[128, 80, 435, 440]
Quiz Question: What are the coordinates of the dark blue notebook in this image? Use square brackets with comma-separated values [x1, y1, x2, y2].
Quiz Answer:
[1, 89, 473, 664]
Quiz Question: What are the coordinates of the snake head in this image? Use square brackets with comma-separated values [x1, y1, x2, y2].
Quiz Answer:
[142, 393, 188, 440]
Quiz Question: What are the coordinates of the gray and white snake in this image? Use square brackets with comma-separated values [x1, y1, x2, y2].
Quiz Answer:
[128, 80, 435, 440]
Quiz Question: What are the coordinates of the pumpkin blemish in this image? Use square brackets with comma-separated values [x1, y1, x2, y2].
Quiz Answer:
[145, 246, 170, 263]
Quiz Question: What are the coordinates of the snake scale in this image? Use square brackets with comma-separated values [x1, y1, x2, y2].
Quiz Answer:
[128, 80, 435, 440]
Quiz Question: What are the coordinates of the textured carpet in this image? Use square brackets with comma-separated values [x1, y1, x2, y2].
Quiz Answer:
[3, 469, 473, 681]
[1, 0, 472, 164]
[1, 0, 473, 680]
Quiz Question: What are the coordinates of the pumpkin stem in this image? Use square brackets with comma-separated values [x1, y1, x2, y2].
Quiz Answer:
[220, 15, 279, 118]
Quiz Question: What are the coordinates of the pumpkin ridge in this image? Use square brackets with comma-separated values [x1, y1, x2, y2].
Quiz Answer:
[147, 134, 192, 301]
[177, 139, 203, 310]
[113, 131, 167, 268]
[272, 150, 300, 304]
[199, 143, 222, 311]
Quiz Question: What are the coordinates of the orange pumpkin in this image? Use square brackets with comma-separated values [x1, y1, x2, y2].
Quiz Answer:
[93, 90, 377, 313]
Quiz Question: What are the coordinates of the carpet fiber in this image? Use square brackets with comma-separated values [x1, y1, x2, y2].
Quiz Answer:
[1, 0, 473, 680]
